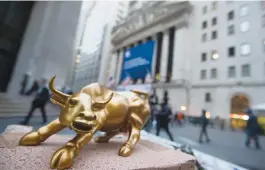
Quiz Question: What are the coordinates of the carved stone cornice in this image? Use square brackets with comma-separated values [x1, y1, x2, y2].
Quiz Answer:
[111, 1, 192, 47]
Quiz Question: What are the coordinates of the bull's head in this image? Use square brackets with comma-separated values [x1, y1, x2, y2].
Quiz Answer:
[49, 76, 113, 134]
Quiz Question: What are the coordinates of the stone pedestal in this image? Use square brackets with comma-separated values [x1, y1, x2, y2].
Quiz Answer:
[0, 125, 195, 170]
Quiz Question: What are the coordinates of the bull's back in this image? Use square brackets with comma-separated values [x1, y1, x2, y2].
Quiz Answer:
[100, 93, 130, 132]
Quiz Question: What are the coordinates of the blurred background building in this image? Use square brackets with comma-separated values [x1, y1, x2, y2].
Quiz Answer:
[109, 1, 265, 126]
[0, 1, 82, 96]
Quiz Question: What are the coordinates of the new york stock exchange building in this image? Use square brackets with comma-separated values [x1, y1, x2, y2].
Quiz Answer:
[109, 1, 193, 116]
[108, 0, 265, 129]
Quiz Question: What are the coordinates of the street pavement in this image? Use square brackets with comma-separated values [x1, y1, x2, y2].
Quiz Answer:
[0, 116, 264, 170]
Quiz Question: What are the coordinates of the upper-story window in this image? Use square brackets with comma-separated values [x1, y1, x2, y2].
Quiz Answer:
[211, 68, 217, 79]
[201, 52, 207, 62]
[240, 21, 250, 32]
[211, 50, 219, 60]
[241, 64, 251, 77]
[212, 17, 217, 26]
[202, 33, 207, 42]
[228, 11, 234, 20]
[228, 25, 235, 35]
[263, 39, 265, 51]
[211, 30, 218, 40]
[228, 66, 236, 78]
[228, 46, 236, 57]
[200, 69, 207, 80]
[240, 43, 251, 55]
[261, 1, 265, 10]
[202, 6, 208, 14]
[202, 21, 207, 29]
[212, 1, 218, 11]
[240, 5, 249, 17]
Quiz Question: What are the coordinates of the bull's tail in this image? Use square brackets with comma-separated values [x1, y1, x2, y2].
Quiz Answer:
[131, 90, 149, 102]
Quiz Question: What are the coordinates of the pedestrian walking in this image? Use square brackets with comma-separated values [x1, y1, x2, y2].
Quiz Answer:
[144, 89, 159, 132]
[199, 109, 211, 143]
[245, 108, 262, 150]
[20, 78, 50, 125]
[156, 102, 174, 141]
[19, 73, 29, 95]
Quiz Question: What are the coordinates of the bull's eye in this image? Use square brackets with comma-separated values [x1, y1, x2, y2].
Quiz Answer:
[69, 99, 78, 106]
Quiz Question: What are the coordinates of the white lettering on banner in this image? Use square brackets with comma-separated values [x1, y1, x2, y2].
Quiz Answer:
[123, 57, 150, 70]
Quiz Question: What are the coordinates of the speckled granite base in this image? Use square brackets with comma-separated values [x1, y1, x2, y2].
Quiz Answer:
[0, 125, 195, 170]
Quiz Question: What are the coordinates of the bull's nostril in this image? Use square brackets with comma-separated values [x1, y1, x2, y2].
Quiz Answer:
[93, 115, 97, 120]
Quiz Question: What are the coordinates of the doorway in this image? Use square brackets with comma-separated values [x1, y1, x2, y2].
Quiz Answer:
[230, 94, 249, 130]
[0, 1, 34, 92]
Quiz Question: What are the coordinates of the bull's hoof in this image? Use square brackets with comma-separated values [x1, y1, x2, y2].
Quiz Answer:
[118, 143, 132, 157]
[50, 145, 76, 170]
[19, 131, 42, 146]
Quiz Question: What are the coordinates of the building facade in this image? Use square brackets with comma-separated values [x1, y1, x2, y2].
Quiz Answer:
[0, 1, 82, 96]
[109, 1, 265, 121]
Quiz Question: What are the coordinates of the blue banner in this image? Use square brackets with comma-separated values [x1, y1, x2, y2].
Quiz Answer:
[120, 40, 155, 85]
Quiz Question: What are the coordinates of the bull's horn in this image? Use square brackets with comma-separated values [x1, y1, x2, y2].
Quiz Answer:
[92, 92, 113, 108]
[49, 76, 69, 106]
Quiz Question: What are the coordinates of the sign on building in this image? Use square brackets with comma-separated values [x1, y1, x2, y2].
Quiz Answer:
[120, 40, 155, 85]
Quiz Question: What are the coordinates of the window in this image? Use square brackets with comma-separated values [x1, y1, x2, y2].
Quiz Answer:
[240, 21, 250, 32]
[241, 64, 251, 77]
[205, 93, 212, 102]
[202, 6, 207, 14]
[202, 21, 207, 29]
[262, 1, 265, 10]
[200, 69, 207, 80]
[202, 33, 207, 42]
[201, 53, 207, 62]
[212, 17, 217, 26]
[228, 25, 235, 35]
[228, 66, 236, 78]
[228, 46, 235, 57]
[211, 50, 219, 60]
[211, 68, 217, 79]
[211, 31, 217, 39]
[240, 5, 248, 17]
[212, 1, 218, 11]
[240, 43, 251, 55]
[228, 11, 234, 20]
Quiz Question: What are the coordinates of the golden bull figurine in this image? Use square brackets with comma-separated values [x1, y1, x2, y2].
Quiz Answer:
[19, 76, 150, 170]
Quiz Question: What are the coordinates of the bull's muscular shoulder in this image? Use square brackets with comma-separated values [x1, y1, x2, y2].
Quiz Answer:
[81, 83, 113, 101]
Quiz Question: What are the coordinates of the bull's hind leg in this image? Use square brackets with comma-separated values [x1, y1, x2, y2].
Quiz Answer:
[118, 113, 143, 157]
[94, 130, 119, 143]
[19, 118, 66, 146]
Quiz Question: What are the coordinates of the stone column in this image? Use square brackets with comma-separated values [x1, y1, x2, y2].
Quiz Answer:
[116, 49, 124, 85]
[160, 30, 169, 82]
[151, 35, 157, 79]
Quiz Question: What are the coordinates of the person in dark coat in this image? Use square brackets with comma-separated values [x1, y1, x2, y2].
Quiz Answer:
[156, 102, 174, 141]
[25, 80, 39, 96]
[199, 109, 211, 143]
[245, 108, 261, 149]
[20, 79, 50, 125]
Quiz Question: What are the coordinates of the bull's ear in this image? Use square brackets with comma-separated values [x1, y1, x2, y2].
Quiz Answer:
[92, 92, 113, 109]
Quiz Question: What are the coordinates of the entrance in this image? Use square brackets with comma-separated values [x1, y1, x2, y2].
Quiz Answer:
[230, 94, 249, 130]
[0, 2, 34, 92]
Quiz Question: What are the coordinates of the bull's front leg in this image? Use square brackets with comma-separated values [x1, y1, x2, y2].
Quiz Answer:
[50, 129, 97, 169]
[118, 113, 142, 157]
[19, 118, 66, 146]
